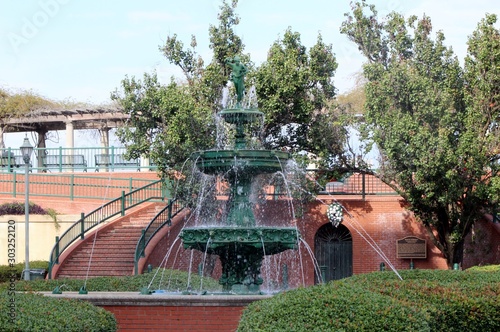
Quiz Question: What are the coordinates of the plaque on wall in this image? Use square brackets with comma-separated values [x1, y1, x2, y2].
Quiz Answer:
[397, 236, 427, 259]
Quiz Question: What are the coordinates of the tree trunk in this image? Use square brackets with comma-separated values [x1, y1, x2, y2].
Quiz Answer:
[446, 240, 464, 269]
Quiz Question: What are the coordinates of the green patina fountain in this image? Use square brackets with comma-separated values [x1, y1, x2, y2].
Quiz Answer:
[179, 56, 300, 294]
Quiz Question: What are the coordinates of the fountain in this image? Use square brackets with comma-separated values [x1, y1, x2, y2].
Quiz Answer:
[178, 56, 300, 294]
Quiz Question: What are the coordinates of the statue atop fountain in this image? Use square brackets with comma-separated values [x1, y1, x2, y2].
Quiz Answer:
[179, 56, 300, 294]
[225, 55, 247, 107]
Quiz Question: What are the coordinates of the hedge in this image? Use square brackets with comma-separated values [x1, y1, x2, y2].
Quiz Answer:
[0, 261, 49, 283]
[0, 267, 222, 331]
[237, 267, 500, 331]
[0, 291, 117, 331]
[0, 267, 222, 293]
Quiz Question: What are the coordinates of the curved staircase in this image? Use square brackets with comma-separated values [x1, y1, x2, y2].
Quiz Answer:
[54, 203, 164, 279]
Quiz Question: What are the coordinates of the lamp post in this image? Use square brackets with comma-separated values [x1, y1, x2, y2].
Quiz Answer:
[20, 137, 33, 281]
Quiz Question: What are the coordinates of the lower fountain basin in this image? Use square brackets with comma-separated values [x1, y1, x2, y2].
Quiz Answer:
[179, 226, 300, 294]
[180, 226, 299, 255]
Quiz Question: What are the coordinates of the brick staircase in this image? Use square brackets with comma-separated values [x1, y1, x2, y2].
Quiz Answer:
[54, 203, 165, 279]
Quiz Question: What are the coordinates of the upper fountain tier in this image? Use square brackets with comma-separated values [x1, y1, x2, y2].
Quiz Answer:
[192, 106, 290, 176]
[218, 108, 263, 125]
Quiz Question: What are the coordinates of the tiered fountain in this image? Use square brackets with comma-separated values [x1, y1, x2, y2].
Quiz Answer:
[179, 56, 300, 294]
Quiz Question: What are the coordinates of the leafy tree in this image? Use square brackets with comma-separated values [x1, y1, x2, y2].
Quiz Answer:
[464, 14, 500, 201]
[112, 0, 245, 176]
[341, 1, 500, 268]
[255, 30, 339, 151]
[111, 74, 215, 175]
[253, 29, 357, 185]
[114, 0, 352, 187]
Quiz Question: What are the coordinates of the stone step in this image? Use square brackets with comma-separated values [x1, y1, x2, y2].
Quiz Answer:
[57, 270, 132, 278]
[61, 265, 133, 271]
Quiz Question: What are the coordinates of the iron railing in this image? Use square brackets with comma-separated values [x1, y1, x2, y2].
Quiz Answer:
[0, 172, 157, 200]
[48, 179, 168, 279]
[1, 146, 157, 173]
[319, 172, 397, 198]
[134, 198, 184, 274]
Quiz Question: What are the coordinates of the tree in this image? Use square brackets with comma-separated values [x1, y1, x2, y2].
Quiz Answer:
[341, 1, 500, 268]
[111, 74, 215, 175]
[253, 28, 357, 185]
[255, 30, 338, 151]
[113, 0, 352, 185]
[112, 0, 245, 176]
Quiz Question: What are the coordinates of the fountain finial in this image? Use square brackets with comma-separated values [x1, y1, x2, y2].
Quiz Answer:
[225, 55, 247, 106]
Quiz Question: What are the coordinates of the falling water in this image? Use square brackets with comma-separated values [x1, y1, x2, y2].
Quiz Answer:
[146, 237, 181, 291]
[280, 162, 403, 280]
[185, 250, 196, 292]
[198, 237, 212, 293]
[299, 238, 324, 284]
[260, 237, 271, 290]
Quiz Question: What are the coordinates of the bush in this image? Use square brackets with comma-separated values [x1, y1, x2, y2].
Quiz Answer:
[0, 267, 222, 331]
[0, 268, 222, 293]
[237, 268, 500, 331]
[0, 201, 48, 216]
[0, 291, 117, 331]
[0, 261, 48, 283]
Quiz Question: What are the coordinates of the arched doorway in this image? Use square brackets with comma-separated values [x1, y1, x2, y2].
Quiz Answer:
[314, 223, 353, 283]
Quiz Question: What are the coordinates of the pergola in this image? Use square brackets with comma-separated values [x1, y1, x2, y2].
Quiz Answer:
[0, 105, 129, 150]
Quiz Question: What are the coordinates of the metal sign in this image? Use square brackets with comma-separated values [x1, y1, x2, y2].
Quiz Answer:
[397, 236, 427, 259]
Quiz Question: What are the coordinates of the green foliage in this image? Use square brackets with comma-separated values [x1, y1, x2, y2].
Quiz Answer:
[0, 261, 48, 283]
[113, 0, 247, 183]
[0, 202, 49, 216]
[238, 268, 500, 331]
[467, 264, 500, 272]
[0, 268, 221, 293]
[340, 2, 500, 268]
[111, 74, 215, 177]
[0, 291, 117, 331]
[113, 0, 352, 188]
[0, 88, 58, 118]
[254, 29, 345, 158]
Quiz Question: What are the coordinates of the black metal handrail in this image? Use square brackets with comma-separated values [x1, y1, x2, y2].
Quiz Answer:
[134, 198, 184, 274]
[48, 179, 168, 279]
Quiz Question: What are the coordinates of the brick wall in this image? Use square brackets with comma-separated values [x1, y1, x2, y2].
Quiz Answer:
[294, 196, 448, 283]
[463, 218, 500, 268]
[103, 305, 245, 332]
[144, 195, 453, 288]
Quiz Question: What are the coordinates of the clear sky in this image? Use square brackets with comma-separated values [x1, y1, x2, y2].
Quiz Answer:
[0, 0, 498, 147]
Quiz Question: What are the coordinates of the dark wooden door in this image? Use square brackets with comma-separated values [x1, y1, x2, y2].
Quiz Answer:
[314, 223, 352, 283]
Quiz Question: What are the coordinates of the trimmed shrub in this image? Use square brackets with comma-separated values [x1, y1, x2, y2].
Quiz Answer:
[0, 267, 222, 331]
[0, 268, 222, 293]
[0, 291, 117, 331]
[238, 268, 500, 331]
[0, 261, 48, 283]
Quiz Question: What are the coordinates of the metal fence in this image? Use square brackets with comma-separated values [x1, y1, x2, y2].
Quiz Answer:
[1, 146, 157, 173]
[0, 172, 162, 201]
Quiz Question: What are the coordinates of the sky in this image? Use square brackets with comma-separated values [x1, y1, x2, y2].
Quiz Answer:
[0, 0, 498, 148]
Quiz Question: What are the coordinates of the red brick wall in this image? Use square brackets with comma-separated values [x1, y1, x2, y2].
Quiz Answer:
[291, 196, 448, 284]
[103, 305, 245, 332]
[463, 219, 500, 268]
[144, 195, 451, 288]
